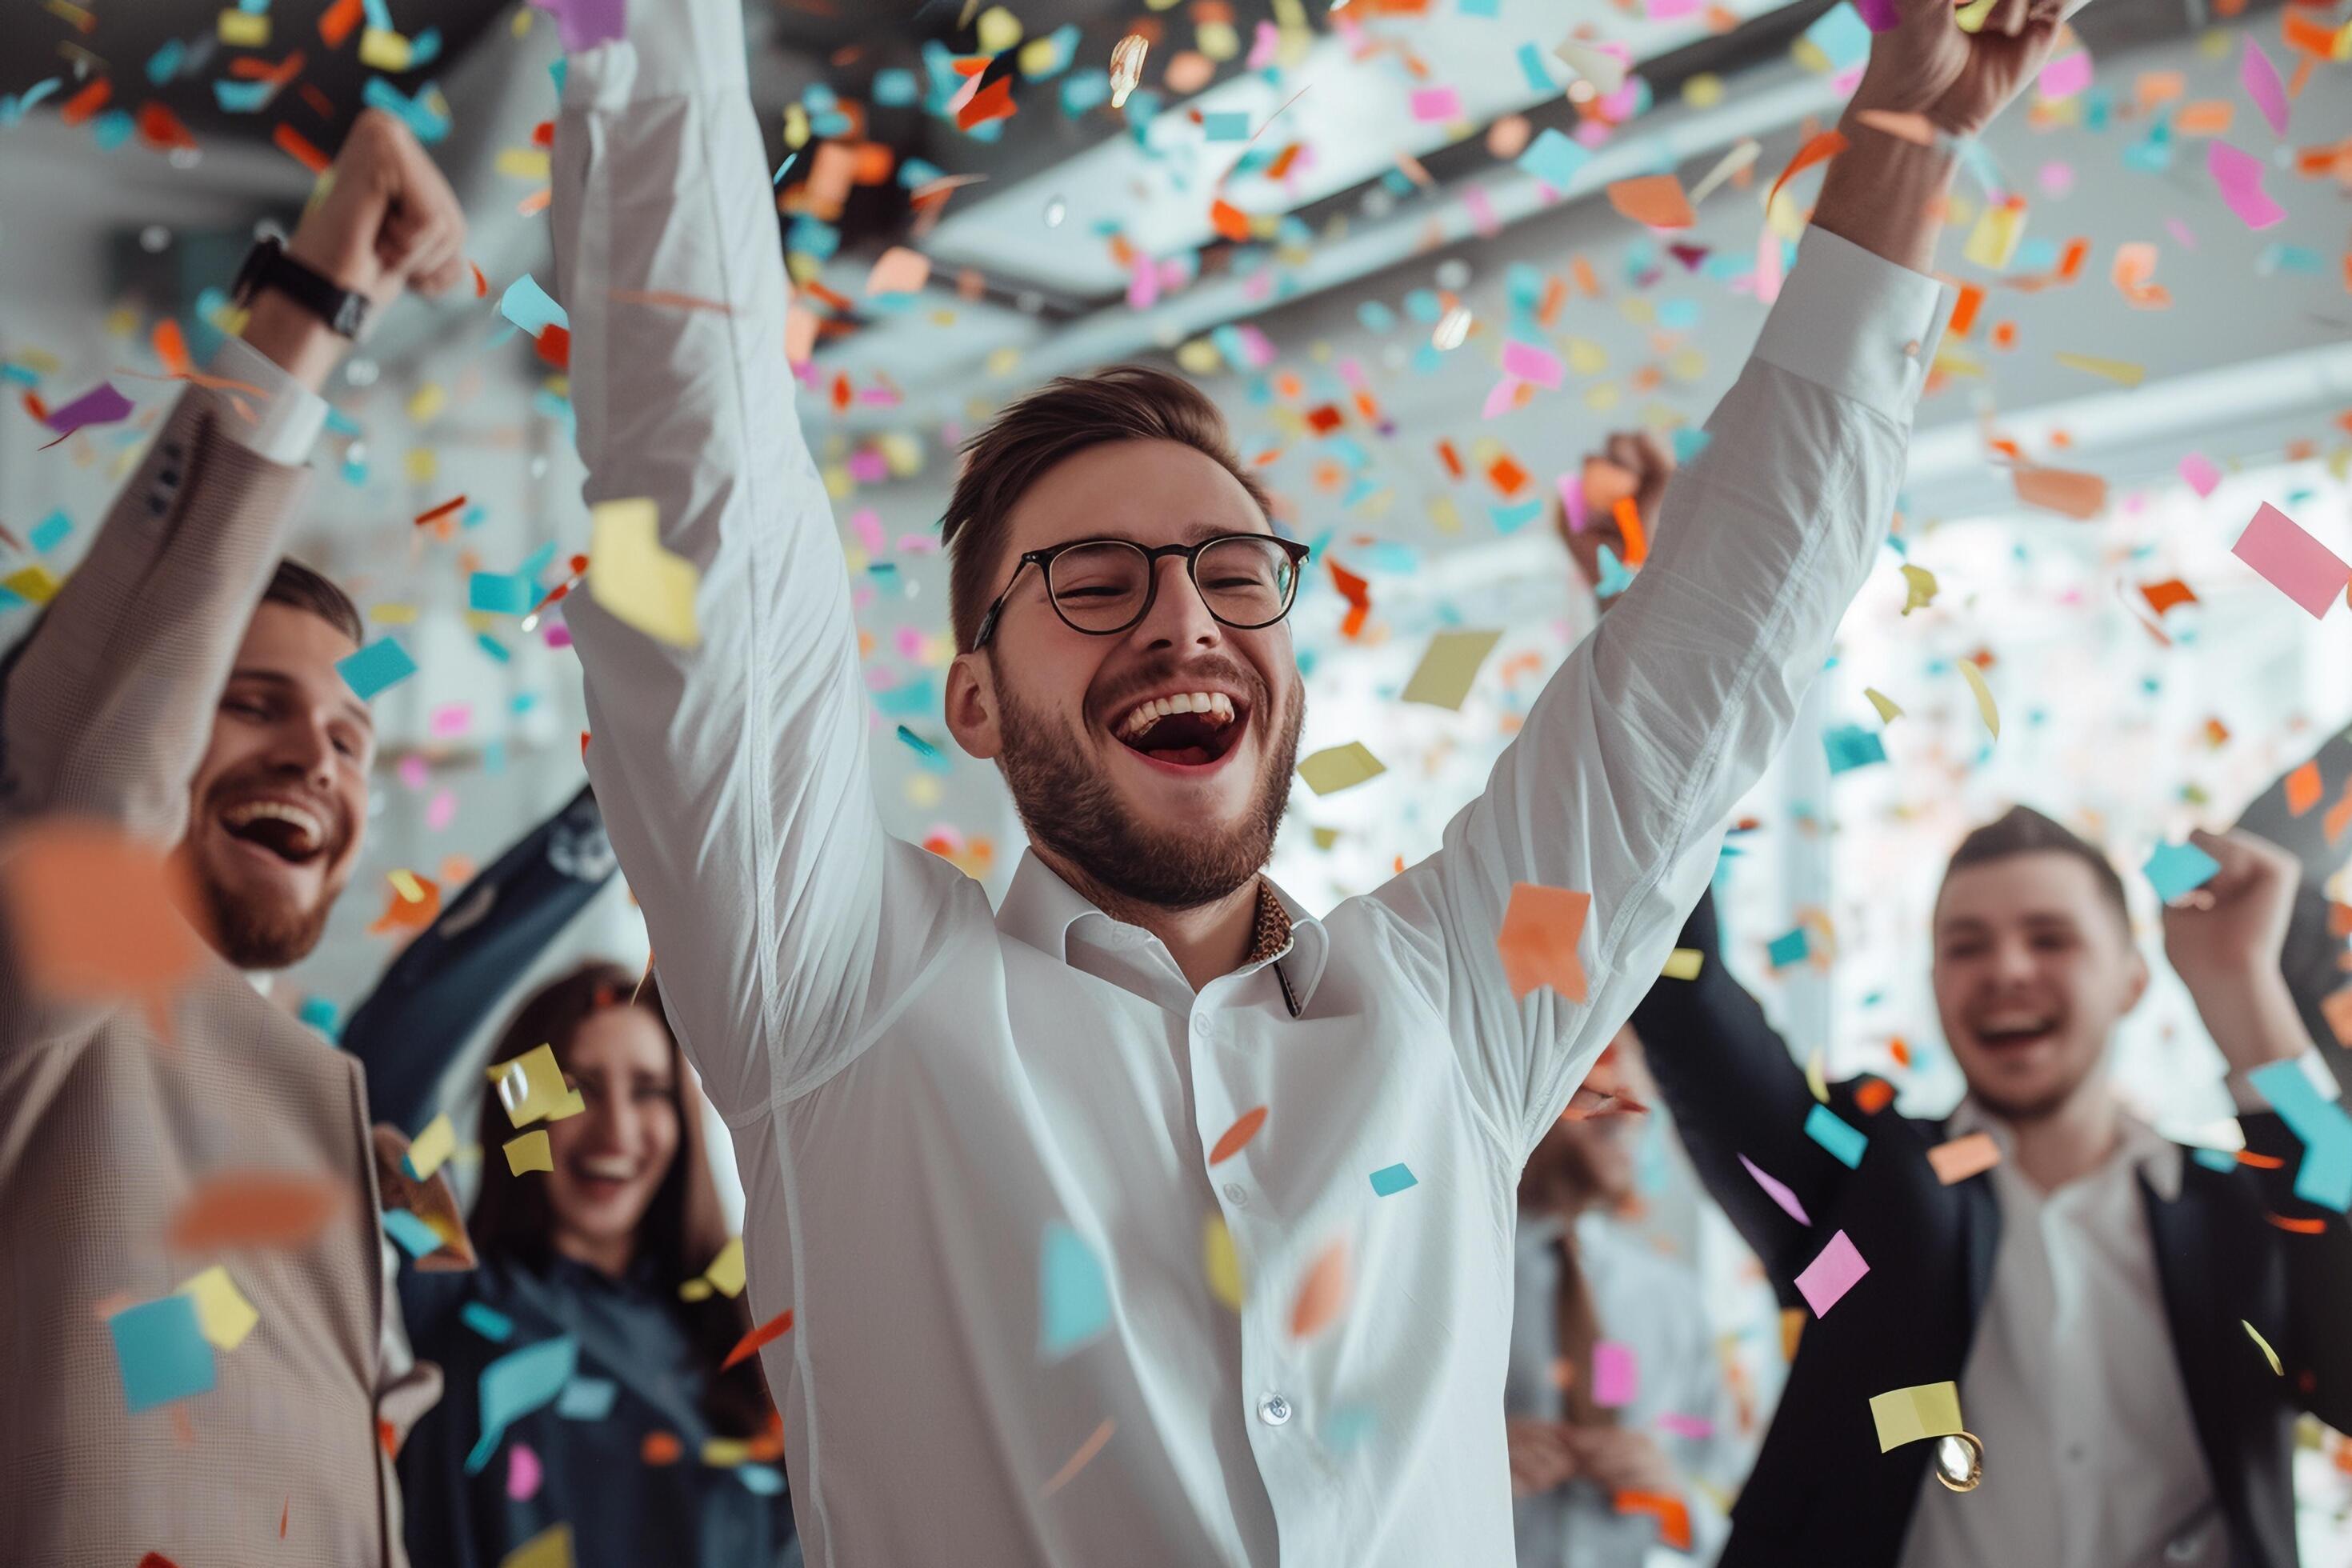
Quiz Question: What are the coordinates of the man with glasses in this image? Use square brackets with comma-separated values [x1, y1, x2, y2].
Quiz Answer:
[549, 0, 2062, 1558]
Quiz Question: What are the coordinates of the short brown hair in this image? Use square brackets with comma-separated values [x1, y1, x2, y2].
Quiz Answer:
[940, 364, 1272, 654]
[1942, 805, 2130, 932]
[264, 556, 362, 644]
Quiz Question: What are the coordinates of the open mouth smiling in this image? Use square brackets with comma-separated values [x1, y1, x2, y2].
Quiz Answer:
[218, 797, 333, 866]
[1110, 688, 1249, 770]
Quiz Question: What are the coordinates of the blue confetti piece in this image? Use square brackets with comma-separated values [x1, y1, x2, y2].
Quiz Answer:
[476, 632, 511, 663]
[465, 1335, 578, 1474]
[872, 67, 918, 106]
[462, 1302, 515, 1343]
[214, 78, 275, 113]
[362, 0, 393, 30]
[1490, 499, 1546, 535]
[772, 151, 798, 186]
[337, 637, 417, 701]
[2191, 1146, 2241, 1174]
[146, 38, 186, 85]
[1517, 127, 1591, 193]
[1591, 544, 1634, 600]
[91, 108, 136, 150]
[1671, 428, 1713, 464]
[1369, 1162, 1418, 1197]
[1804, 1104, 1867, 1170]
[896, 726, 952, 774]
[1766, 927, 1810, 968]
[362, 75, 451, 142]
[1514, 42, 1551, 95]
[2247, 1059, 2352, 1211]
[1202, 110, 1251, 142]
[555, 1375, 617, 1419]
[383, 1207, 443, 1258]
[109, 1295, 216, 1414]
[297, 994, 339, 1038]
[30, 509, 70, 554]
[498, 273, 569, 338]
[1802, 2, 1872, 74]
[468, 571, 536, 616]
[738, 1464, 786, 1495]
[872, 677, 938, 720]
[2144, 841, 2222, 905]
[1823, 724, 1887, 775]
[1459, 0, 1500, 14]
[1038, 1220, 1110, 1359]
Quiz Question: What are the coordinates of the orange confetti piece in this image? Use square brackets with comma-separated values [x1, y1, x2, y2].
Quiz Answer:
[470, 260, 488, 298]
[279, 1497, 289, 1538]
[1497, 882, 1592, 1002]
[1766, 129, 1847, 211]
[1926, 1131, 2002, 1185]
[272, 122, 330, 174]
[954, 74, 1016, 131]
[2012, 464, 2107, 520]
[2141, 578, 2197, 616]
[166, 1169, 352, 1252]
[1604, 174, 1695, 230]
[2269, 1213, 2328, 1234]
[722, 1306, 794, 1369]
[1612, 495, 1647, 568]
[1209, 1106, 1269, 1165]
[0, 818, 204, 1037]
[319, 0, 364, 47]
[136, 102, 199, 153]
[2287, 760, 2324, 817]
[1040, 1418, 1115, 1499]
[642, 1430, 683, 1465]
[1614, 1490, 1693, 1551]
[1485, 453, 1529, 498]
[1854, 1078, 1895, 1114]
[414, 494, 466, 527]
[1208, 198, 1252, 242]
[151, 318, 191, 379]
[1289, 1238, 1350, 1340]
[58, 78, 112, 127]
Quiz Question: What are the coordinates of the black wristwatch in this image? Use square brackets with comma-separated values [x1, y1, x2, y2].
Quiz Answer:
[232, 236, 371, 340]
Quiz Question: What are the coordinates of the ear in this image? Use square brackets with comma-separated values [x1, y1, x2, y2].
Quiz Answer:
[944, 650, 1000, 761]
[2119, 947, 2150, 1015]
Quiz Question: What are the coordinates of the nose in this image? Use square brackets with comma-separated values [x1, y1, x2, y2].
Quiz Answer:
[1134, 551, 1223, 652]
[265, 713, 338, 792]
[1987, 934, 2038, 987]
[585, 1082, 638, 1154]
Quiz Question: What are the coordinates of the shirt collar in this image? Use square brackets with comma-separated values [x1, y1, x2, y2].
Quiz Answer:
[995, 848, 1329, 1006]
[1949, 1096, 2184, 1202]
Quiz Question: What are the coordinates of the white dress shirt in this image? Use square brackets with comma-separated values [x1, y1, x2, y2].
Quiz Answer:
[1897, 1102, 2226, 1568]
[1506, 1214, 1737, 1568]
[548, 2, 1949, 1561]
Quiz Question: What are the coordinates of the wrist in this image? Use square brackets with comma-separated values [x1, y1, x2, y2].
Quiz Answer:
[2192, 974, 2306, 1074]
[238, 290, 346, 393]
[1808, 109, 1957, 276]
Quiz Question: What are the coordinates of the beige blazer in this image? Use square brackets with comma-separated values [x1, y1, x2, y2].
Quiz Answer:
[0, 389, 437, 1566]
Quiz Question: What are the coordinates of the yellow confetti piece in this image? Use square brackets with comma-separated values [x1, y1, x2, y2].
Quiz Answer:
[1958, 660, 1999, 740]
[2052, 352, 2144, 387]
[358, 26, 414, 71]
[588, 497, 702, 649]
[1898, 564, 1938, 616]
[1296, 742, 1387, 796]
[2243, 1319, 2282, 1375]
[404, 447, 438, 485]
[217, 8, 269, 46]
[1864, 686, 1903, 723]
[3, 566, 61, 606]
[1870, 1381, 1964, 1450]
[1401, 630, 1502, 710]
[178, 1265, 260, 1350]
[1310, 826, 1341, 850]
[1954, 0, 1999, 32]
[488, 1042, 586, 1127]
[974, 4, 1022, 52]
[404, 1113, 457, 1182]
[370, 602, 419, 626]
[1203, 1216, 1243, 1310]
[1660, 947, 1704, 980]
[701, 1438, 752, 1466]
[1427, 494, 1463, 534]
[497, 147, 552, 182]
[498, 1523, 572, 1568]
[702, 1236, 747, 1298]
[1962, 202, 2025, 271]
[1805, 1047, 1829, 1104]
[388, 868, 426, 903]
[502, 1129, 553, 1175]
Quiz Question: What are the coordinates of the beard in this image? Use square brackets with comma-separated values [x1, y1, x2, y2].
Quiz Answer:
[194, 860, 338, 970]
[994, 661, 1304, 912]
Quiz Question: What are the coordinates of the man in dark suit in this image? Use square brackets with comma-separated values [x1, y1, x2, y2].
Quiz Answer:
[1629, 814, 2352, 1568]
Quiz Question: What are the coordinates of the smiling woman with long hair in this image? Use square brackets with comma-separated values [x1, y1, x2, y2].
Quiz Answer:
[393, 962, 798, 1568]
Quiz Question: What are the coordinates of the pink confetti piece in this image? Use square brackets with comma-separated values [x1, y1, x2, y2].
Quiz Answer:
[2037, 50, 2092, 102]
[894, 626, 927, 659]
[2241, 38, 2288, 138]
[1592, 1340, 1637, 1406]
[2178, 453, 2221, 498]
[506, 1441, 542, 1502]
[1738, 1152, 1809, 1226]
[2207, 140, 2285, 230]
[548, 0, 626, 53]
[428, 702, 472, 738]
[1654, 1412, 1716, 1440]
[396, 754, 431, 791]
[1854, 0, 1899, 30]
[1501, 339, 1564, 390]
[2233, 502, 2349, 618]
[425, 790, 458, 832]
[1461, 185, 1501, 239]
[852, 509, 886, 555]
[1408, 86, 1461, 123]
[2038, 161, 2074, 197]
[1754, 223, 1784, 306]
[1480, 378, 1524, 419]
[1557, 470, 1587, 534]
[40, 382, 134, 446]
[1795, 1229, 1870, 1317]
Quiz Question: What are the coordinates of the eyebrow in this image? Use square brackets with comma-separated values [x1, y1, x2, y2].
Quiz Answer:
[1081, 520, 1262, 549]
[227, 667, 377, 734]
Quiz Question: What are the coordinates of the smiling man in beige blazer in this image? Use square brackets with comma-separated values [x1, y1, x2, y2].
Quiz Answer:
[0, 110, 467, 1567]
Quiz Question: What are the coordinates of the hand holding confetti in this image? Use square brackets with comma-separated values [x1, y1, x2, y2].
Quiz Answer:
[1849, 0, 2073, 140]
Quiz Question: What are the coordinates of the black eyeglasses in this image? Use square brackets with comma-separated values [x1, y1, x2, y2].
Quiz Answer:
[972, 534, 1313, 650]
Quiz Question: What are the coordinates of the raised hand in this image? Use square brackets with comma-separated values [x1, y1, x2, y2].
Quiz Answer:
[1559, 430, 1674, 610]
[242, 106, 468, 388]
[1850, 0, 2073, 140]
[2162, 827, 2312, 1076]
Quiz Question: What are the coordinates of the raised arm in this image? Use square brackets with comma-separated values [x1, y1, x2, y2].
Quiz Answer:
[2162, 830, 2352, 1430]
[551, 0, 964, 1119]
[342, 784, 613, 1134]
[0, 111, 460, 842]
[1633, 890, 1838, 1290]
[1370, 0, 2062, 1157]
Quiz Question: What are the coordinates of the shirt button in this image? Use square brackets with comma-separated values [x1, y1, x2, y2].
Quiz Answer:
[1257, 1394, 1292, 1427]
[1223, 1182, 1249, 1208]
[1192, 1018, 1213, 1038]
